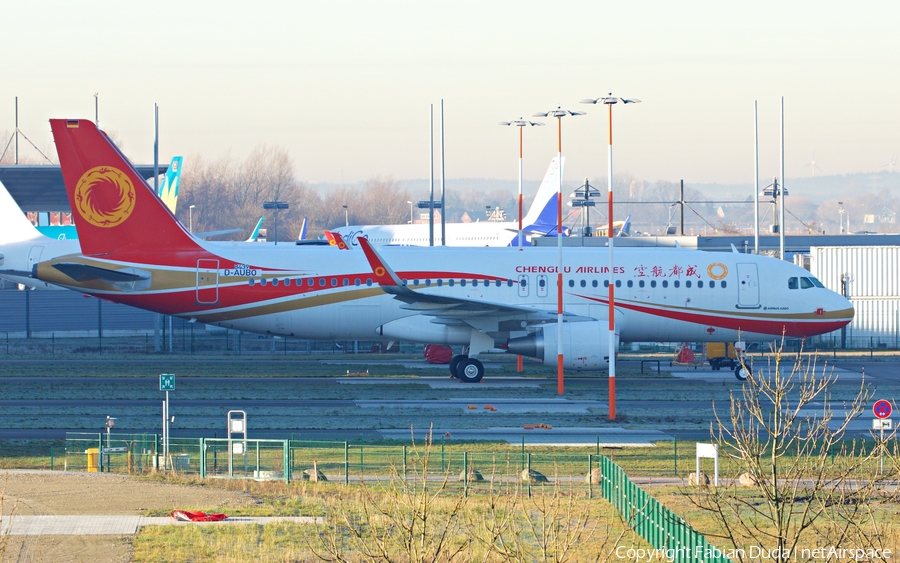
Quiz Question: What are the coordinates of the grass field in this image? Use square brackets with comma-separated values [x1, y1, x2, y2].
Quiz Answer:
[2, 349, 899, 562]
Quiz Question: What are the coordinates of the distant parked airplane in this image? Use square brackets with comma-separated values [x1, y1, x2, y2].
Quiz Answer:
[330, 157, 567, 247]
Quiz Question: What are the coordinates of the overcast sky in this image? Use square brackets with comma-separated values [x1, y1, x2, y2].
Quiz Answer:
[4, 1, 898, 188]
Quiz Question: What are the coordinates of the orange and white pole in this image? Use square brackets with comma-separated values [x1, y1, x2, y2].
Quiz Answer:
[500, 117, 543, 372]
[556, 115, 564, 395]
[518, 125, 524, 249]
[582, 92, 639, 421]
[532, 107, 582, 395]
[606, 101, 616, 421]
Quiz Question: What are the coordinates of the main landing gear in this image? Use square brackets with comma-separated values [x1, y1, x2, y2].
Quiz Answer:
[449, 354, 485, 383]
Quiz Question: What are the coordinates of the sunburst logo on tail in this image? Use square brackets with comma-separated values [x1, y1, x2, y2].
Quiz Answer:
[73, 166, 136, 228]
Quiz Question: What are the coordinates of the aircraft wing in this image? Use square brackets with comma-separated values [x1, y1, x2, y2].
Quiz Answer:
[356, 237, 592, 325]
[193, 228, 243, 239]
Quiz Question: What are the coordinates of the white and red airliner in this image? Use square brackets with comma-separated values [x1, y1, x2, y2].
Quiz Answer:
[32, 119, 852, 382]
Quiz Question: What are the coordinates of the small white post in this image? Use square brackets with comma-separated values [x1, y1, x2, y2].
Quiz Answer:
[696, 443, 719, 486]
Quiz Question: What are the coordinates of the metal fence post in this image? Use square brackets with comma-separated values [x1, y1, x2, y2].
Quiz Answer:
[463, 451, 468, 498]
[526, 452, 531, 498]
[673, 438, 677, 475]
[588, 454, 593, 499]
[199, 438, 206, 479]
[344, 442, 349, 485]
[284, 440, 290, 483]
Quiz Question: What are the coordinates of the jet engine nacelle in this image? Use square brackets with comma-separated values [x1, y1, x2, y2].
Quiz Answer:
[376, 316, 472, 345]
[507, 321, 618, 370]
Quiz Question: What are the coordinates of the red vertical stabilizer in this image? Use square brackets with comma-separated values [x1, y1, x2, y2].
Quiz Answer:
[50, 119, 201, 259]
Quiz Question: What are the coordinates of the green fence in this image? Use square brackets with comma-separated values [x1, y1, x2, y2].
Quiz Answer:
[64, 432, 735, 562]
[601, 456, 733, 563]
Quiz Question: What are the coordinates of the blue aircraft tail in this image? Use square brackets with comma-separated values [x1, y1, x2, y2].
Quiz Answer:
[158, 156, 183, 213]
[246, 216, 265, 242]
[520, 156, 563, 235]
[297, 217, 308, 241]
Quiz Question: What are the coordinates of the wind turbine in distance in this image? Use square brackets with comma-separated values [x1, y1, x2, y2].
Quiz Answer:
[803, 150, 822, 177]
[882, 155, 897, 173]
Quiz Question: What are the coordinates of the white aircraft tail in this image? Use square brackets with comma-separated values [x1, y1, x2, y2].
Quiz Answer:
[520, 156, 564, 234]
[0, 180, 42, 244]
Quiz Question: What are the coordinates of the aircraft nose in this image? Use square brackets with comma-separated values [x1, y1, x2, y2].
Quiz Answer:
[834, 293, 854, 326]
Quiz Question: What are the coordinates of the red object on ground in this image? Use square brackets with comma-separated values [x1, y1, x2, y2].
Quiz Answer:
[424, 344, 453, 364]
[171, 510, 228, 522]
[676, 346, 695, 364]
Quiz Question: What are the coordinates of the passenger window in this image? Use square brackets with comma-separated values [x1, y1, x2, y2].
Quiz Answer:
[788, 277, 799, 290]
[354, 278, 360, 286]
[697, 280, 703, 288]
[449, 279, 455, 287]
[674, 280, 680, 288]
[261, 278, 268, 286]
[460, 279, 466, 287]
[331, 278, 337, 287]
[592, 280, 598, 288]
[639, 280, 645, 288]
[366, 279, 373, 286]
[721, 281, 727, 288]
[342, 279, 349, 286]
[685, 280, 691, 288]
[272, 278, 279, 286]
[308, 278, 314, 287]
[580, 280, 586, 288]
[249, 278, 255, 286]
[568, 280, 575, 287]
[662, 280, 668, 288]
[319, 278, 326, 287]
[615, 280, 621, 288]
[709, 281, 715, 288]
[627, 280, 633, 288]
[651, 280, 656, 288]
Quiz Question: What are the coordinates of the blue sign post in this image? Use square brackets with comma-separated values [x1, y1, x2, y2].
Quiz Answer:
[159, 374, 175, 468]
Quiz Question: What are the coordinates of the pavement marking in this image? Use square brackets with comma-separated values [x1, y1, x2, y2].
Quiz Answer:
[338, 377, 544, 389]
[0, 515, 323, 535]
[355, 399, 602, 413]
[379, 426, 673, 446]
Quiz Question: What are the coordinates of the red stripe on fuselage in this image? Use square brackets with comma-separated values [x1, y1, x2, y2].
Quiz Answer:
[576, 293, 849, 337]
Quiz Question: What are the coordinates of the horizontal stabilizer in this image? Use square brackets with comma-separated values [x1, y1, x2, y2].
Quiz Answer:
[51, 263, 150, 283]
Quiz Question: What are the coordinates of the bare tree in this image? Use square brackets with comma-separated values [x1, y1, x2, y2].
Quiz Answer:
[178, 146, 319, 242]
[692, 339, 898, 563]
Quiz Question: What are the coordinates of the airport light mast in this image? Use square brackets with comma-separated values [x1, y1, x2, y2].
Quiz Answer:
[533, 106, 584, 395]
[262, 201, 289, 245]
[499, 117, 544, 249]
[581, 92, 640, 421]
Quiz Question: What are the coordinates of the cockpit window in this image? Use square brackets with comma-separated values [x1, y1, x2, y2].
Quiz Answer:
[800, 277, 815, 289]
[807, 276, 825, 288]
[788, 277, 799, 290]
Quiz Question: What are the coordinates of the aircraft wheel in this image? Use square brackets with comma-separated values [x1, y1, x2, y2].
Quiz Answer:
[457, 358, 485, 383]
[735, 364, 751, 381]
[449, 355, 465, 378]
